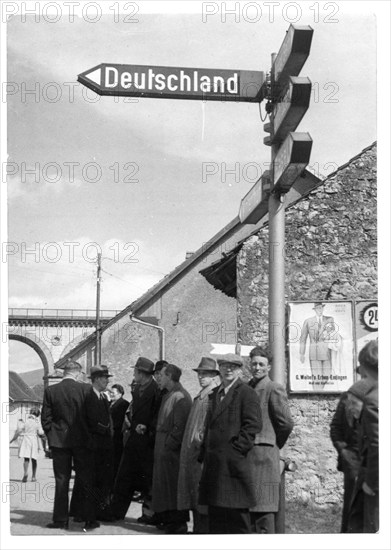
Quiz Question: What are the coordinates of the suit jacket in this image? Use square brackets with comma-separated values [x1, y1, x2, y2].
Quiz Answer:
[299, 314, 334, 361]
[41, 378, 92, 449]
[247, 376, 294, 511]
[198, 378, 262, 509]
[85, 388, 113, 450]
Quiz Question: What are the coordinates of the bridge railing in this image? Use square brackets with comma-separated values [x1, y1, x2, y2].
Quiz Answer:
[8, 308, 121, 320]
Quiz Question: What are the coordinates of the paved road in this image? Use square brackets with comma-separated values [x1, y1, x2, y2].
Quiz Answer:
[8, 448, 162, 536]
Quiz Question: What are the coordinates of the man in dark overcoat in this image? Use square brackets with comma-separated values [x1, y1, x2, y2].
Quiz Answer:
[111, 357, 160, 520]
[85, 365, 115, 522]
[247, 346, 294, 533]
[198, 354, 262, 534]
[41, 360, 97, 531]
[152, 363, 192, 534]
[347, 340, 379, 533]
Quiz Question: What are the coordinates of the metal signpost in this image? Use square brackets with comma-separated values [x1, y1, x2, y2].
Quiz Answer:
[262, 25, 314, 386]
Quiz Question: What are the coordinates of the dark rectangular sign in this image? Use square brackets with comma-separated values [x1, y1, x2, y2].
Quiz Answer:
[78, 63, 265, 102]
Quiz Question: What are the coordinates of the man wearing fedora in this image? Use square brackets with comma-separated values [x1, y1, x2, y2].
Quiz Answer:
[299, 302, 335, 381]
[177, 357, 220, 533]
[198, 354, 262, 534]
[111, 357, 160, 521]
[41, 360, 96, 530]
[85, 365, 115, 525]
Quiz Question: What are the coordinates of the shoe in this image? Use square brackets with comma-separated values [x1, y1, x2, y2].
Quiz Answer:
[156, 523, 167, 530]
[47, 521, 69, 530]
[164, 522, 188, 534]
[31, 477, 37, 482]
[73, 517, 84, 523]
[97, 512, 117, 522]
[137, 514, 157, 525]
[83, 520, 100, 532]
[21, 476, 28, 483]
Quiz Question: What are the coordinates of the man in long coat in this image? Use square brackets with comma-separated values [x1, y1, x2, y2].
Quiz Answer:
[85, 365, 115, 521]
[347, 340, 378, 533]
[41, 360, 97, 530]
[177, 357, 220, 533]
[111, 357, 160, 520]
[198, 354, 262, 534]
[247, 346, 294, 533]
[152, 363, 192, 534]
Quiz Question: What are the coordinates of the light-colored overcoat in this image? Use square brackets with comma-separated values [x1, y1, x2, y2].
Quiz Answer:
[177, 377, 220, 510]
[152, 382, 192, 513]
[247, 376, 294, 512]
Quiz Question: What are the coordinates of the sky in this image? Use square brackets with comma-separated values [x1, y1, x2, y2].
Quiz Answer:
[1, 2, 387, 373]
[1, 3, 390, 549]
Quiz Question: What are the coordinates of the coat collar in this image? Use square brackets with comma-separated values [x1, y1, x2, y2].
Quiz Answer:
[249, 375, 271, 391]
[196, 377, 220, 400]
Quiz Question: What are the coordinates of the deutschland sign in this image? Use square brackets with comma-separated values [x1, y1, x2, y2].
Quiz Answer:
[78, 63, 265, 102]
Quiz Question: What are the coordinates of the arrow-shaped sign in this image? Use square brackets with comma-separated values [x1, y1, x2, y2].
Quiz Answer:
[78, 63, 265, 102]
[273, 131, 313, 193]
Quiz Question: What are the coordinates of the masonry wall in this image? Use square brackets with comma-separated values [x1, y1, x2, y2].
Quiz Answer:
[138, 269, 237, 397]
[237, 144, 377, 507]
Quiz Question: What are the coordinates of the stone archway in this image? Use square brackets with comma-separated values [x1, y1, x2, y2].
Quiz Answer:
[9, 333, 54, 380]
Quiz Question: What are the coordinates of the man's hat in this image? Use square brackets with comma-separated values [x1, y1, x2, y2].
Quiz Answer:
[131, 356, 155, 374]
[193, 357, 219, 374]
[216, 354, 243, 368]
[88, 365, 113, 378]
[313, 302, 325, 309]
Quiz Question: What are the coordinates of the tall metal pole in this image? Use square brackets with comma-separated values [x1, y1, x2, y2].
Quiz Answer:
[268, 53, 286, 387]
[95, 252, 102, 364]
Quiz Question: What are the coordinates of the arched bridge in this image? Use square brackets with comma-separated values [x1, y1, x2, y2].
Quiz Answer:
[7, 308, 120, 379]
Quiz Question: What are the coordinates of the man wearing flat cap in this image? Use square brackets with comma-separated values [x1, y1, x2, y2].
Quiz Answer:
[41, 360, 96, 530]
[198, 354, 262, 534]
[177, 357, 220, 533]
[299, 302, 335, 382]
[84, 365, 115, 524]
[111, 357, 160, 521]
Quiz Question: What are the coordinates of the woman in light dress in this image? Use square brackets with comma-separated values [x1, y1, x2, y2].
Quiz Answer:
[11, 408, 44, 482]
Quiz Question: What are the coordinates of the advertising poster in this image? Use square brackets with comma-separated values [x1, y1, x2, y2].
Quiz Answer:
[288, 301, 355, 393]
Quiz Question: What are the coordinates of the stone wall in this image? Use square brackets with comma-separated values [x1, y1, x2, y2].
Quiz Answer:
[237, 143, 377, 506]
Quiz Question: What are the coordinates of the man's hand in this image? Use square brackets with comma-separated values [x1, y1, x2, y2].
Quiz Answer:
[135, 424, 147, 435]
[362, 481, 376, 496]
[299, 354, 305, 364]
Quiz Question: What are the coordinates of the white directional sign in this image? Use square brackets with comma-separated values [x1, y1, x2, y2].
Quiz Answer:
[78, 63, 265, 102]
[210, 343, 255, 356]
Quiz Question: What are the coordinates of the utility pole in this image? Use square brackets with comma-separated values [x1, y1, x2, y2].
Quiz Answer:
[95, 252, 102, 364]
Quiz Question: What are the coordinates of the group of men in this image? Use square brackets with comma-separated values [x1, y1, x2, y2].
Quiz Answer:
[41, 346, 294, 534]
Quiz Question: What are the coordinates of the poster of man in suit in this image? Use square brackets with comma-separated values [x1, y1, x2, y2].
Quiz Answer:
[288, 301, 354, 393]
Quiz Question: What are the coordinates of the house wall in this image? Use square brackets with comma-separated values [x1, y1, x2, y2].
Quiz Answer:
[236, 144, 377, 506]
